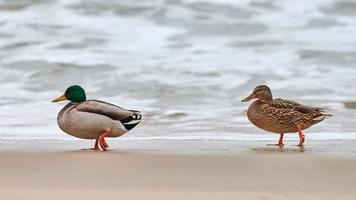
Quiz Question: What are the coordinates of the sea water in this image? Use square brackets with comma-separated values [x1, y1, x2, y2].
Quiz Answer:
[0, 0, 355, 141]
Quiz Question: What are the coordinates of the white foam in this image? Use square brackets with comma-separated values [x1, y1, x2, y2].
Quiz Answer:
[0, 0, 355, 141]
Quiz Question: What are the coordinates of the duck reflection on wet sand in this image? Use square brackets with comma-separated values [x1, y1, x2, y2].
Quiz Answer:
[251, 146, 305, 153]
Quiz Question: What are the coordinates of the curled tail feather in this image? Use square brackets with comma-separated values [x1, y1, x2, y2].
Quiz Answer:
[120, 112, 142, 130]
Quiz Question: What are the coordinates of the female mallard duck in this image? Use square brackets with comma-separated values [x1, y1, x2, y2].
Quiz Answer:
[52, 85, 142, 151]
[242, 85, 331, 147]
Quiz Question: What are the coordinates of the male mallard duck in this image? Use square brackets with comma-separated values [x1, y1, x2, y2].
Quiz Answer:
[242, 85, 331, 147]
[52, 85, 142, 151]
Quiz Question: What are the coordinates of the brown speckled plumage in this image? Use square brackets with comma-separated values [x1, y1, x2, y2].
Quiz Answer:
[247, 98, 329, 133]
[242, 85, 331, 146]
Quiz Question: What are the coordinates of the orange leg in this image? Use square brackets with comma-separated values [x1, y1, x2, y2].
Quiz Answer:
[102, 140, 108, 148]
[82, 138, 100, 151]
[296, 123, 305, 146]
[98, 130, 112, 151]
[268, 133, 284, 147]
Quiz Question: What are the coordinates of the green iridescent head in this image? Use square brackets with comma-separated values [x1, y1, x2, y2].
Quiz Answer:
[52, 85, 86, 103]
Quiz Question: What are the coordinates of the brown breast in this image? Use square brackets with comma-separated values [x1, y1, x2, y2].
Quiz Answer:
[247, 101, 298, 133]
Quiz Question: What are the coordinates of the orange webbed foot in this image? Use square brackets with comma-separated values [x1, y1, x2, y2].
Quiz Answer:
[267, 133, 284, 148]
[98, 130, 112, 151]
[82, 138, 100, 151]
[267, 143, 284, 148]
[82, 147, 100, 151]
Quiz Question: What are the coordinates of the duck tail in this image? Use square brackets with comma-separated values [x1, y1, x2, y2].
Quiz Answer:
[313, 114, 332, 122]
[315, 108, 325, 113]
[121, 112, 142, 130]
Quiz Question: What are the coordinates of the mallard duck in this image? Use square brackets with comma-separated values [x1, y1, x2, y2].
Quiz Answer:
[242, 85, 331, 147]
[52, 85, 142, 151]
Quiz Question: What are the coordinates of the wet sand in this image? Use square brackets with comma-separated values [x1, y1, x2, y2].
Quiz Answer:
[0, 139, 356, 200]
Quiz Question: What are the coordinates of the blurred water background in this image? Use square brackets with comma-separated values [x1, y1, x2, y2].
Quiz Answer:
[0, 0, 356, 141]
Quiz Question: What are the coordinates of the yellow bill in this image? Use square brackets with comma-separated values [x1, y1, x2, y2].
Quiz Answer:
[52, 94, 67, 103]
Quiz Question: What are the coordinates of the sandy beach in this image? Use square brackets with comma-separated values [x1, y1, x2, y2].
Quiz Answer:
[1, 0, 356, 199]
[0, 140, 356, 200]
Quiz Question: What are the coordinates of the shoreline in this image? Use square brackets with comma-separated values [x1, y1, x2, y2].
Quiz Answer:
[1, 139, 356, 199]
[0, 139, 356, 156]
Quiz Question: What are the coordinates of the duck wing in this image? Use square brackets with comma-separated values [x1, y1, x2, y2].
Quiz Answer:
[270, 98, 325, 114]
[75, 100, 140, 121]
